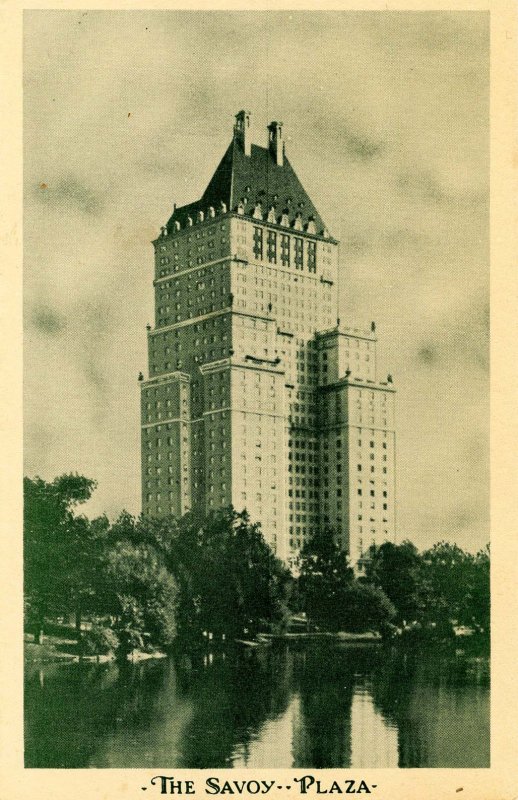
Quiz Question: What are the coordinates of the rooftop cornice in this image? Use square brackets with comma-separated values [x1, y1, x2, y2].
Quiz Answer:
[153, 210, 338, 246]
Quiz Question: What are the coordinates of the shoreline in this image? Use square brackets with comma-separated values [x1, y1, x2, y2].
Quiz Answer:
[25, 629, 382, 665]
[259, 631, 382, 643]
[24, 637, 167, 665]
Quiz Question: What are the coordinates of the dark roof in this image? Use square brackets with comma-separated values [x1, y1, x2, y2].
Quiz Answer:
[166, 137, 328, 235]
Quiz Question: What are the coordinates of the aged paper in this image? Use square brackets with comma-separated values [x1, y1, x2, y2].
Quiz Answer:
[1, 1, 517, 799]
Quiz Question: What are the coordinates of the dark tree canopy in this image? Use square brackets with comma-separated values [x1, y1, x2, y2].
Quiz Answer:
[363, 540, 422, 623]
[419, 541, 490, 631]
[164, 508, 292, 640]
[341, 582, 396, 632]
[24, 474, 104, 635]
[364, 539, 490, 634]
[24, 472, 490, 650]
[297, 529, 355, 631]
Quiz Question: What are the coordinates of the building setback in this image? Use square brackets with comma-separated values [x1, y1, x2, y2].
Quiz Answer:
[140, 111, 396, 567]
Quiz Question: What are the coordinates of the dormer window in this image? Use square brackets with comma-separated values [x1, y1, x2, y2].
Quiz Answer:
[220, 201, 227, 213]
[252, 203, 263, 220]
[306, 217, 316, 234]
[280, 210, 290, 227]
[197, 210, 204, 222]
[208, 206, 215, 218]
[187, 216, 193, 227]
[237, 202, 245, 215]
[267, 206, 276, 223]
[293, 212, 303, 231]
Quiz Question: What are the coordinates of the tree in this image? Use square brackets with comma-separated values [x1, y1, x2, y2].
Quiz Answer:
[163, 508, 291, 641]
[24, 474, 103, 641]
[419, 541, 490, 632]
[363, 540, 422, 623]
[419, 541, 475, 627]
[297, 529, 354, 631]
[341, 583, 396, 632]
[100, 512, 179, 652]
[469, 545, 490, 633]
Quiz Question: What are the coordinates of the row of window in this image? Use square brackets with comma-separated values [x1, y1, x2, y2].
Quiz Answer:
[253, 228, 317, 272]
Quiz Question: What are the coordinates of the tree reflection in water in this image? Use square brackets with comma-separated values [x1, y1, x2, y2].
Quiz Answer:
[24, 641, 489, 769]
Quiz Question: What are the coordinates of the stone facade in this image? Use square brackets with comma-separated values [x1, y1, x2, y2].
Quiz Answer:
[140, 111, 396, 566]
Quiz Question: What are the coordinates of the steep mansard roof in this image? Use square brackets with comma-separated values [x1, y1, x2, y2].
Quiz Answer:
[166, 137, 328, 236]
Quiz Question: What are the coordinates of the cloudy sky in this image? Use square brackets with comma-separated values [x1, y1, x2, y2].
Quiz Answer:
[23, 10, 489, 552]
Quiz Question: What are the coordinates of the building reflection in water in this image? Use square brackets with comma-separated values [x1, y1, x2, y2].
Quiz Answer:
[350, 688, 398, 768]
[25, 643, 489, 769]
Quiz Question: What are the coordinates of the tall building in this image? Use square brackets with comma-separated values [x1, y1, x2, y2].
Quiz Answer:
[140, 110, 396, 566]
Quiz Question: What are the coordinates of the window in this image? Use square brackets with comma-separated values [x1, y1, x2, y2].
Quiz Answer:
[267, 230, 277, 263]
[280, 234, 290, 267]
[253, 227, 263, 259]
[294, 237, 303, 269]
[307, 241, 316, 273]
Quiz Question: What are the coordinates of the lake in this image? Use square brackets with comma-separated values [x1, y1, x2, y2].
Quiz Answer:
[24, 641, 489, 768]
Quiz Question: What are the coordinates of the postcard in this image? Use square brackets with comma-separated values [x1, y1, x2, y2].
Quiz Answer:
[1, 3, 517, 800]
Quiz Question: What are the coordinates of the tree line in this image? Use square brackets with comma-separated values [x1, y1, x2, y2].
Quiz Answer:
[24, 474, 489, 657]
[298, 529, 489, 639]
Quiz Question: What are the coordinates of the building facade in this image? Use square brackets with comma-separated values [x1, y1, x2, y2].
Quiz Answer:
[140, 111, 396, 566]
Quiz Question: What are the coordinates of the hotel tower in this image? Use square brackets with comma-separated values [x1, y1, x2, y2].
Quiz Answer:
[140, 111, 396, 567]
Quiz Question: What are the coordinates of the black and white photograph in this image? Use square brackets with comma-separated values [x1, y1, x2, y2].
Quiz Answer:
[20, 8, 493, 774]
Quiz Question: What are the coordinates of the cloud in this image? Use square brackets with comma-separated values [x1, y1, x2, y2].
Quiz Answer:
[417, 345, 438, 366]
[397, 171, 446, 204]
[34, 176, 105, 216]
[449, 507, 476, 534]
[367, 11, 489, 58]
[396, 169, 487, 210]
[31, 305, 66, 335]
[316, 121, 385, 163]
[74, 299, 114, 392]
[414, 297, 489, 373]
[344, 130, 384, 162]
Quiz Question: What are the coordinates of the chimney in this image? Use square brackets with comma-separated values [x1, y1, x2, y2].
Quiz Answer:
[234, 110, 251, 156]
[268, 121, 284, 166]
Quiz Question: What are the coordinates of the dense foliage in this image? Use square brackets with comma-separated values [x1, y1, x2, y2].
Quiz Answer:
[165, 508, 292, 640]
[297, 530, 396, 632]
[363, 539, 490, 634]
[24, 475, 106, 640]
[297, 529, 354, 631]
[297, 532, 489, 636]
[24, 474, 489, 653]
[24, 476, 291, 653]
[363, 541, 422, 623]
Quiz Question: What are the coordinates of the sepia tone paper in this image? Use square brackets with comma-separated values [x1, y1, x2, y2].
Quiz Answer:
[1, 0, 517, 798]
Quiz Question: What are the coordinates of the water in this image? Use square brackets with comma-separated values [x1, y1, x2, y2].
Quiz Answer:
[24, 641, 489, 768]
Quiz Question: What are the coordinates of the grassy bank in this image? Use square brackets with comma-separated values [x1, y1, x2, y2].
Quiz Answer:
[24, 623, 166, 664]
